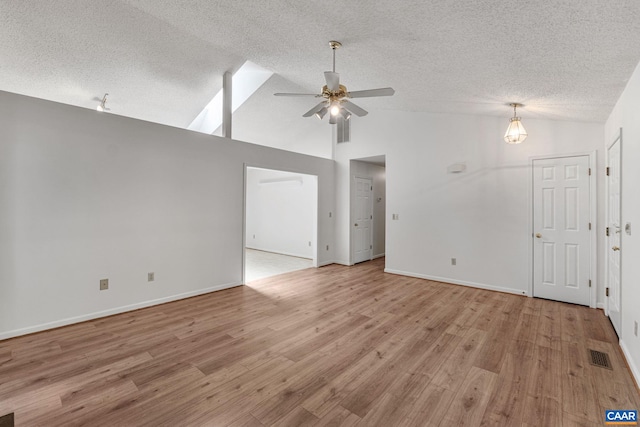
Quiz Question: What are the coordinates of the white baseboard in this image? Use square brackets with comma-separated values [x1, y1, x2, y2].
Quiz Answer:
[383, 268, 528, 297]
[620, 340, 640, 390]
[317, 260, 336, 267]
[372, 253, 385, 260]
[597, 302, 606, 310]
[0, 281, 241, 341]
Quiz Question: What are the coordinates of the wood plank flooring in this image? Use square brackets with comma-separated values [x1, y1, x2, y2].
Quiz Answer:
[1, 258, 638, 426]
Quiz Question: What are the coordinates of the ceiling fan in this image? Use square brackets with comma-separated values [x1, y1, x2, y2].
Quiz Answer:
[274, 41, 395, 124]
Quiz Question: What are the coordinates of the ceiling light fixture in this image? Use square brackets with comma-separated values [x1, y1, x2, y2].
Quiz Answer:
[274, 40, 395, 125]
[96, 93, 109, 112]
[504, 103, 527, 144]
[330, 102, 341, 116]
[314, 106, 328, 120]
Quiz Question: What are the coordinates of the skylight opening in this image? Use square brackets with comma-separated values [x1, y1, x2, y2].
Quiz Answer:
[188, 60, 273, 135]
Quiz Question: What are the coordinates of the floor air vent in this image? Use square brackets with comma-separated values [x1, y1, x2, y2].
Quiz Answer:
[589, 349, 612, 370]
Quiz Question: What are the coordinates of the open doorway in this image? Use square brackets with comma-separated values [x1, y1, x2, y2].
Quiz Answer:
[243, 166, 318, 282]
[350, 156, 386, 265]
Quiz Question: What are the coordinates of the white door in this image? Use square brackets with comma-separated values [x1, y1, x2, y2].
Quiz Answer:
[607, 136, 622, 337]
[353, 177, 373, 264]
[533, 156, 591, 305]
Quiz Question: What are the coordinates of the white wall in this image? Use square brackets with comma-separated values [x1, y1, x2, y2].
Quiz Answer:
[0, 91, 335, 339]
[245, 168, 316, 259]
[350, 160, 386, 260]
[232, 74, 333, 159]
[605, 60, 640, 386]
[335, 111, 605, 300]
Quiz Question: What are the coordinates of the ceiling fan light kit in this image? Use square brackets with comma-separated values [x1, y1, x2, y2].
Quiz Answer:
[274, 40, 395, 124]
[504, 103, 528, 144]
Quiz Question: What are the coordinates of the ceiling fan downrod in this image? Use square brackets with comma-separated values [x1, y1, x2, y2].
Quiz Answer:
[329, 40, 341, 73]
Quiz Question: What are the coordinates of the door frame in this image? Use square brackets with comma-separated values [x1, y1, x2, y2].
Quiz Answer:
[605, 128, 622, 320]
[241, 163, 319, 285]
[527, 151, 597, 308]
[350, 175, 374, 265]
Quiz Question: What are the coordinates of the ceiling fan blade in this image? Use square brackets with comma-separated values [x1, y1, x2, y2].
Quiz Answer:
[347, 87, 395, 98]
[302, 102, 328, 117]
[324, 72, 340, 91]
[342, 100, 368, 117]
[274, 92, 321, 97]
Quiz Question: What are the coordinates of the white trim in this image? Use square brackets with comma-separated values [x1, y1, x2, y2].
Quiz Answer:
[317, 260, 337, 267]
[384, 269, 528, 296]
[604, 129, 623, 328]
[0, 282, 241, 341]
[373, 253, 386, 260]
[620, 340, 640, 390]
[597, 302, 606, 309]
[589, 151, 598, 309]
[528, 152, 597, 308]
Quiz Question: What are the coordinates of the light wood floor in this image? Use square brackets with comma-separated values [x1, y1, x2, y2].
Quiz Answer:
[1, 258, 638, 426]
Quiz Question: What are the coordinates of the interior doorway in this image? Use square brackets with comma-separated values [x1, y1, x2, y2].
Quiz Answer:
[606, 130, 622, 337]
[243, 166, 318, 283]
[532, 155, 593, 306]
[350, 156, 386, 265]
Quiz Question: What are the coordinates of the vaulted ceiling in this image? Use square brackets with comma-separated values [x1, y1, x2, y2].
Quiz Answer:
[2, 0, 640, 135]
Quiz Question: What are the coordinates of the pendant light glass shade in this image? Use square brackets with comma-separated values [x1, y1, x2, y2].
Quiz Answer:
[504, 103, 527, 144]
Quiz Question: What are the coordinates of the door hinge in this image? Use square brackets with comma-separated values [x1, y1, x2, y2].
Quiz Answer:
[606, 287, 610, 297]
[588, 168, 591, 176]
[370, 245, 372, 249]
[589, 279, 592, 288]
[370, 215, 372, 219]
[589, 222, 592, 230]
[606, 227, 610, 236]
[606, 166, 610, 176]
[371, 186, 373, 191]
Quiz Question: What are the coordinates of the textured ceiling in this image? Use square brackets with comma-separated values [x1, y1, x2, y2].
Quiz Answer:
[2, 0, 640, 131]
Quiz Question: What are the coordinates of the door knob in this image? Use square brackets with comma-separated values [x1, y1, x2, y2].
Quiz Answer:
[535, 233, 542, 238]
[354, 223, 358, 227]
[612, 246, 620, 251]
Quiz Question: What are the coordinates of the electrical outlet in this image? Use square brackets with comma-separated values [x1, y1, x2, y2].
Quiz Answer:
[392, 214, 399, 220]
[635, 321, 638, 337]
[99, 279, 109, 291]
[148, 272, 155, 282]
[451, 258, 457, 266]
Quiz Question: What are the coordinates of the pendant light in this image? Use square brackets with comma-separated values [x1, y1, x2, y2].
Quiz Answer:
[504, 103, 527, 144]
